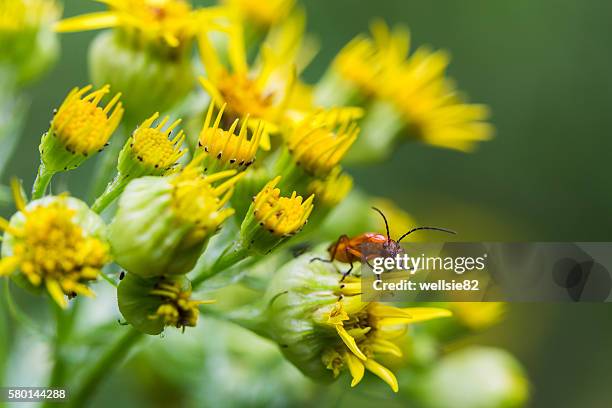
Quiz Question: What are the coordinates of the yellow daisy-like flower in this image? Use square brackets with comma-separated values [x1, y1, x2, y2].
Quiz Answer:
[50, 84, 123, 157]
[171, 159, 241, 243]
[0, 0, 59, 31]
[223, 0, 295, 28]
[148, 277, 215, 331]
[448, 302, 505, 330]
[129, 112, 186, 173]
[333, 20, 493, 152]
[307, 167, 353, 209]
[0, 182, 109, 308]
[197, 102, 263, 173]
[286, 109, 361, 177]
[333, 20, 408, 98]
[198, 24, 295, 150]
[319, 283, 452, 392]
[252, 176, 314, 237]
[55, 0, 225, 48]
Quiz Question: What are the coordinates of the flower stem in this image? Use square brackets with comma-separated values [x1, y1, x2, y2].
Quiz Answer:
[31, 163, 54, 199]
[192, 241, 250, 288]
[91, 175, 130, 214]
[68, 328, 143, 408]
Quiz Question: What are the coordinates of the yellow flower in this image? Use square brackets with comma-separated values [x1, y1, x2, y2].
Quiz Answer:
[34, 84, 123, 199]
[147, 277, 215, 331]
[170, 159, 242, 245]
[449, 302, 505, 330]
[129, 112, 186, 173]
[307, 167, 353, 209]
[55, 0, 225, 49]
[319, 287, 452, 392]
[333, 20, 493, 152]
[0, 181, 109, 308]
[91, 112, 186, 213]
[198, 24, 295, 150]
[286, 109, 361, 177]
[109, 158, 244, 278]
[223, 0, 295, 27]
[49, 84, 123, 157]
[252, 176, 314, 237]
[0, 0, 59, 31]
[197, 102, 263, 173]
[333, 20, 408, 98]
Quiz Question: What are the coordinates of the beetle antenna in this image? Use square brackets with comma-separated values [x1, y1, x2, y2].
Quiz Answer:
[397, 226, 456, 243]
[371, 207, 391, 241]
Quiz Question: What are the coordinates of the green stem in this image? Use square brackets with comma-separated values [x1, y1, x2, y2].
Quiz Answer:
[192, 241, 250, 288]
[91, 175, 130, 214]
[68, 328, 143, 408]
[32, 163, 54, 199]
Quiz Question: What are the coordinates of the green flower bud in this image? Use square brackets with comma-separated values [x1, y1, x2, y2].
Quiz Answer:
[0, 0, 60, 85]
[411, 347, 529, 408]
[118, 273, 213, 335]
[89, 31, 195, 123]
[228, 253, 451, 392]
[240, 176, 314, 255]
[109, 161, 242, 278]
[91, 112, 186, 213]
[33, 85, 124, 199]
[0, 183, 109, 308]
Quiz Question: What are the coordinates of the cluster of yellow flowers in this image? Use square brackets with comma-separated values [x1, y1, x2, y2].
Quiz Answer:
[0, 0, 520, 401]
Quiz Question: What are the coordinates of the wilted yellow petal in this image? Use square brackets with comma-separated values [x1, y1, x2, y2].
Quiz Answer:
[343, 352, 365, 387]
[364, 359, 399, 393]
[335, 325, 366, 361]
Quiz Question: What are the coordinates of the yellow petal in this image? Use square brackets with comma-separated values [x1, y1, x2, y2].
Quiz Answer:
[371, 338, 403, 357]
[46, 279, 68, 309]
[343, 352, 365, 387]
[0, 256, 19, 276]
[372, 305, 452, 326]
[55, 12, 120, 33]
[364, 359, 399, 393]
[335, 325, 367, 361]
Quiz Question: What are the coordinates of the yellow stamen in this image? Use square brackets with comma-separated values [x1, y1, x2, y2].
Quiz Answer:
[287, 109, 361, 176]
[343, 351, 365, 387]
[52, 85, 123, 155]
[252, 176, 314, 236]
[130, 112, 185, 172]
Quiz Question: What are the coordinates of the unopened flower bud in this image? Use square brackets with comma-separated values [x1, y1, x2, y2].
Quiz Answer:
[118, 273, 214, 335]
[109, 160, 242, 278]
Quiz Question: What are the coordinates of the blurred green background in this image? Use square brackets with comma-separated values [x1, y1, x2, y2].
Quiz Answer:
[2, 0, 612, 406]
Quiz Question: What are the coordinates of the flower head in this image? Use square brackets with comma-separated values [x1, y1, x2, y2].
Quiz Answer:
[118, 273, 214, 334]
[240, 176, 314, 254]
[198, 25, 295, 150]
[228, 254, 451, 393]
[197, 103, 263, 173]
[0, 181, 109, 308]
[318, 298, 451, 392]
[40, 85, 123, 173]
[55, 0, 224, 49]
[121, 112, 185, 176]
[330, 21, 493, 152]
[307, 167, 353, 209]
[0, 0, 60, 84]
[110, 159, 243, 277]
[286, 109, 360, 177]
[223, 0, 295, 28]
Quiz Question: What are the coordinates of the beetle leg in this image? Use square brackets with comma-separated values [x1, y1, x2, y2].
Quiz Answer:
[340, 261, 354, 282]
